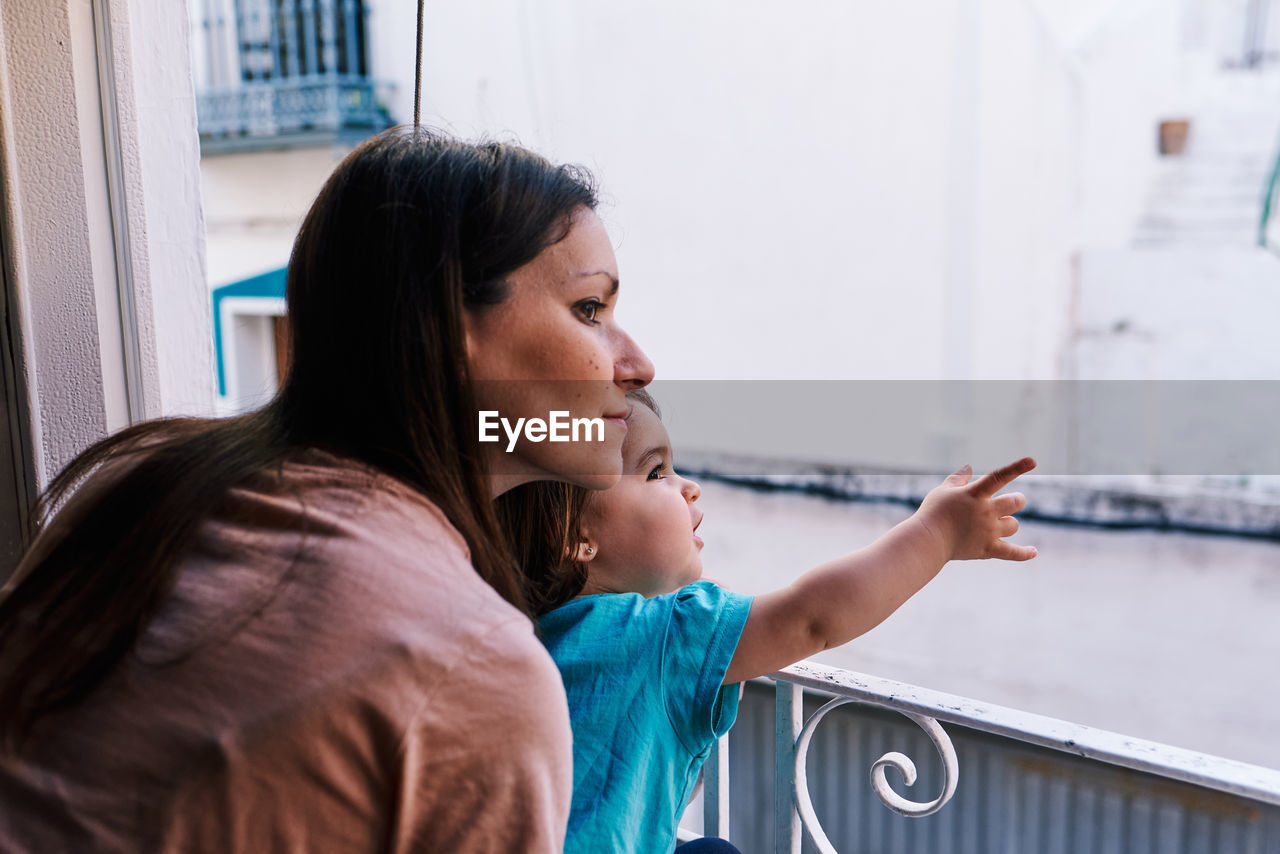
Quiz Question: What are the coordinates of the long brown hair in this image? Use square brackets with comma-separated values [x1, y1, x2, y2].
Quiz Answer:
[0, 127, 598, 746]
[497, 389, 660, 614]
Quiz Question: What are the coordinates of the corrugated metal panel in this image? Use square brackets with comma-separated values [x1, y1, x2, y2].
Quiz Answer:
[724, 682, 1280, 854]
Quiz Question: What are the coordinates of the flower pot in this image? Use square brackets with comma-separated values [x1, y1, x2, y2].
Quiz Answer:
[1158, 119, 1190, 156]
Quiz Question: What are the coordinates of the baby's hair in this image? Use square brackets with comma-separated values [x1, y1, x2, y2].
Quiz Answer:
[626, 387, 660, 418]
[496, 479, 588, 616]
[496, 388, 662, 614]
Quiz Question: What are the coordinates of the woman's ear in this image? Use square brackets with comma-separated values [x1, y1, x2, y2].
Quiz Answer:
[572, 540, 598, 564]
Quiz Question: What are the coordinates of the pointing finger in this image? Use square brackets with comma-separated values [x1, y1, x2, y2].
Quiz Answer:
[973, 457, 1036, 497]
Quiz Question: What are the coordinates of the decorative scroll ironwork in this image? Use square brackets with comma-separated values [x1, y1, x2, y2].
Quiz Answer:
[689, 662, 1280, 851]
[791, 696, 959, 853]
[197, 78, 383, 139]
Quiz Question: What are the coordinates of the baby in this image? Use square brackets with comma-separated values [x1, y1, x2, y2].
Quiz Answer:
[504, 389, 1036, 854]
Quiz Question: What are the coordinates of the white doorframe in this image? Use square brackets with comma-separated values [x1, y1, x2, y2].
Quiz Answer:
[0, 0, 212, 491]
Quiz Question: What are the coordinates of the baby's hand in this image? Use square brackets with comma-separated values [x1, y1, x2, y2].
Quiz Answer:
[914, 457, 1038, 562]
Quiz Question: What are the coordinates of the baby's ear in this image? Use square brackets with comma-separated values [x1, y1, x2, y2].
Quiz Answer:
[570, 540, 598, 564]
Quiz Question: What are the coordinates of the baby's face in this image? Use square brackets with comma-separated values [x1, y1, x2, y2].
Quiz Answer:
[579, 404, 705, 598]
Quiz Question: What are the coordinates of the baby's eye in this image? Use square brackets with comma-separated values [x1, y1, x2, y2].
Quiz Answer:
[575, 299, 605, 324]
[647, 463, 665, 481]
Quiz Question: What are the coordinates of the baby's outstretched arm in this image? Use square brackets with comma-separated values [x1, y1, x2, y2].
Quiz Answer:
[723, 457, 1037, 684]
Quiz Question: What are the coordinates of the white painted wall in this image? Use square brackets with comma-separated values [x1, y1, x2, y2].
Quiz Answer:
[392, 1, 985, 380]
[1074, 3, 1189, 248]
[362, 0, 1194, 383]
[201, 147, 341, 286]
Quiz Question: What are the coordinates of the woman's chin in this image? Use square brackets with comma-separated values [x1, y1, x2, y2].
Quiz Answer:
[529, 443, 625, 491]
[485, 440, 624, 492]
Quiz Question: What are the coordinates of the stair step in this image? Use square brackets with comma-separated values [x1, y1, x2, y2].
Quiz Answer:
[1145, 195, 1264, 211]
[1132, 233, 1260, 248]
[1139, 210, 1260, 226]
[1167, 149, 1277, 163]
[1151, 157, 1272, 173]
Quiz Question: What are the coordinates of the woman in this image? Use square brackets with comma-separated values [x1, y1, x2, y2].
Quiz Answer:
[0, 128, 652, 851]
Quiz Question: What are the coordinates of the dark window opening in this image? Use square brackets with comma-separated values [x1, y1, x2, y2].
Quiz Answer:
[236, 0, 368, 82]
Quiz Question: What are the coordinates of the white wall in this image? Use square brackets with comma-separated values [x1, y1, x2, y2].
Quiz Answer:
[969, 0, 1082, 380]
[361, 0, 1194, 384]
[1073, 2, 1188, 249]
[202, 147, 341, 286]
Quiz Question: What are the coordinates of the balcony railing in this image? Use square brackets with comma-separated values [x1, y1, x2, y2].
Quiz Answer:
[1240, 0, 1280, 69]
[1262, 134, 1280, 254]
[680, 661, 1280, 852]
[191, 0, 389, 150]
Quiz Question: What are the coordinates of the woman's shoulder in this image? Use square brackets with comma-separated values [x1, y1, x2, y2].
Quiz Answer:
[249, 448, 498, 605]
[142, 448, 513, 667]
[272, 447, 473, 560]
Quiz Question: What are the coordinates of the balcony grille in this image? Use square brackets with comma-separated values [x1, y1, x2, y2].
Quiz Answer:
[192, 0, 389, 149]
[724, 682, 1280, 852]
[682, 665, 1280, 853]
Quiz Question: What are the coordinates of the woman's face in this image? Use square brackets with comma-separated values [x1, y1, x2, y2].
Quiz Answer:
[464, 207, 654, 494]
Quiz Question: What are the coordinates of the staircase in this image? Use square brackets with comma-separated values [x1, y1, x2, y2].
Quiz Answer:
[1134, 68, 1280, 247]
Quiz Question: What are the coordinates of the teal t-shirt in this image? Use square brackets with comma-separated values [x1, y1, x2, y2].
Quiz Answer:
[538, 580, 753, 854]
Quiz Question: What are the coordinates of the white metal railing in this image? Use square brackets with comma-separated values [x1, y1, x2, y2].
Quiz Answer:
[681, 660, 1280, 852]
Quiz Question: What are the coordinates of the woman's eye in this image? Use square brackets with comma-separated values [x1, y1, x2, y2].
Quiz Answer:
[576, 299, 604, 324]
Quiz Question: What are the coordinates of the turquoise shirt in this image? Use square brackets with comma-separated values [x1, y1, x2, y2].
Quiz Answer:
[539, 581, 753, 854]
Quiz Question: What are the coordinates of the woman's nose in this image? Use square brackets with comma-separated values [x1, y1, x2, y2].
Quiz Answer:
[613, 327, 654, 390]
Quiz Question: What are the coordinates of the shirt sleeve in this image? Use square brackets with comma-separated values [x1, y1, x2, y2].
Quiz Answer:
[660, 581, 753, 755]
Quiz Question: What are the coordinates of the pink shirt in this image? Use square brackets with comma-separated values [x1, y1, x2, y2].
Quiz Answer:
[0, 451, 572, 852]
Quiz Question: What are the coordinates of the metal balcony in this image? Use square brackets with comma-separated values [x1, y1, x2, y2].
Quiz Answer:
[192, 0, 390, 152]
[681, 661, 1280, 852]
